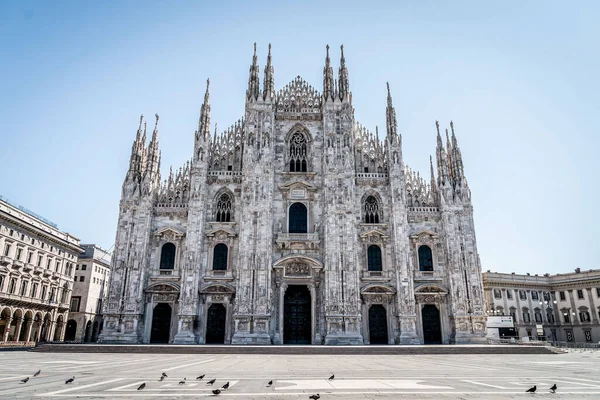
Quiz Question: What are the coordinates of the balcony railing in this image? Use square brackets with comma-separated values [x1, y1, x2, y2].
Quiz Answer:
[276, 232, 319, 242]
[355, 172, 389, 179]
[0, 255, 12, 266]
[361, 270, 392, 280]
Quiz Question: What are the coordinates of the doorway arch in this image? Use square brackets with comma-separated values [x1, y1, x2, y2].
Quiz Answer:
[284, 285, 311, 344]
[84, 321, 92, 342]
[205, 304, 227, 344]
[150, 303, 172, 343]
[64, 320, 77, 341]
[92, 321, 99, 342]
[421, 304, 442, 344]
[368, 304, 388, 344]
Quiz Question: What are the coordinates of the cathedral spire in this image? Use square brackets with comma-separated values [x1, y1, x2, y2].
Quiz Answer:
[129, 114, 145, 173]
[246, 42, 260, 101]
[323, 44, 334, 102]
[430, 155, 438, 199]
[338, 45, 349, 101]
[263, 43, 274, 101]
[449, 121, 465, 183]
[435, 120, 450, 187]
[198, 78, 211, 141]
[145, 113, 161, 185]
[385, 82, 399, 145]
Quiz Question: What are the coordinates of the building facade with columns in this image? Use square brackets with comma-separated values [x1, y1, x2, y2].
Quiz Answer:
[65, 244, 111, 342]
[0, 195, 82, 344]
[99, 44, 487, 345]
[483, 270, 600, 343]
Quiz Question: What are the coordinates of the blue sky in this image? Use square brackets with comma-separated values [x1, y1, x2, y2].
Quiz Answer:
[0, 1, 598, 274]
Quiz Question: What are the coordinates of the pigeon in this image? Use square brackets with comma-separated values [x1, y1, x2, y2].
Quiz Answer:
[526, 385, 536, 393]
[65, 376, 75, 384]
[137, 383, 146, 390]
[222, 382, 230, 390]
[161, 372, 168, 378]
[158, 375, 165, 382]
[212, 389, 221, 395]
[179, 378, 186, 385]
[550, 384, 557, 393]
[309, 394, 320, 400]
[33, 370, 41, 377]
[207, 378, 216, 385]
[196, 374, 205, 380]
[267, 380, 273, 386]
[20, 377, 29, 384]
[328, 374, 335, 381]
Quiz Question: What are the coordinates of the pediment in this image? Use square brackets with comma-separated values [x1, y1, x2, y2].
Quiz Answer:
[146, 283, 180, 292]
[359, 229, 389, 240]
[414, 284, 448, 295]
[272, 254, 323, 269]
[278, 181, 317, 192]
[154, 227, 185, 240]
[205, 228, 237, 238]
[199, 283, 236, 294]
[361, 284, 396, 294]
[410, 229, 438, 240]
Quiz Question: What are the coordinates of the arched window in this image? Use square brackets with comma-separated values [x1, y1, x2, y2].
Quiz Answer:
[212, 244, 228, 271]
[159, 243, 176, 270]
[289, 203, 308, 233]
[364, 196, 380, 224]
[418, 245, 433, 271]
[367, 245, 382, 271]
[215, 193, 233, 222]
[288, 132, 308, 172]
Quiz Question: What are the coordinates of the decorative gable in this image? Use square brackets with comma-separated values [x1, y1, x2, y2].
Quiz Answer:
[153, 227, 185, 241]
[205, 228, 237, 243]
[359, 229, 390, 244]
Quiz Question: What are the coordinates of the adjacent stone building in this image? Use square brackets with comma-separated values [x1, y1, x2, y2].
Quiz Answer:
[483, 270, 600, 343]
[0, 195, 82, 343]
[65, 244, 111, 342]
[99, 44, 487, 345]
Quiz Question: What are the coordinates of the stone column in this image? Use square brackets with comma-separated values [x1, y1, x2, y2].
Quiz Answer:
[2, 317, 12, 342]
[586, 288, 598, 324]
[173, 315, 196, 344]
[14, 318, 23, 342]
[567, 290, 579, 326]
[47, 320, 57, 341]
[24, 320, 33, 343]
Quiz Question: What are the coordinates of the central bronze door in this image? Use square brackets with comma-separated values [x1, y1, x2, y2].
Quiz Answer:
[422, 304, 442, 344]
[284, 285, 311, 344]
[150, 303, 172, 343]
[369, 304, 388, 344]
[206, 303, 227, 344]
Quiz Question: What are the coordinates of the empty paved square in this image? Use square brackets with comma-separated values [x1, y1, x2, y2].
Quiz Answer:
[1, 349, 600, 399]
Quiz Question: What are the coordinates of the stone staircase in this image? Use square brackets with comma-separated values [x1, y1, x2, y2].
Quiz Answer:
[31, 343, 557, 355]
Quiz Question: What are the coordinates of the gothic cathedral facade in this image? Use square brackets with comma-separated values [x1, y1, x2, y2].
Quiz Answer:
[99, 44, 487, 345]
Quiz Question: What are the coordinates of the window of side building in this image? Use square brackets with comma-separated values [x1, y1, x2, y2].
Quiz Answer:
[577, 289, 585, 300]
[506, 290, 513, 300]
[493, 289, 502, 299]
[70, 296, 80, 312]
[531, 291, 539, 301]
[519, 290, 527, 300]
[596, 288, 600, 298]
[559, 291, 566, 301]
